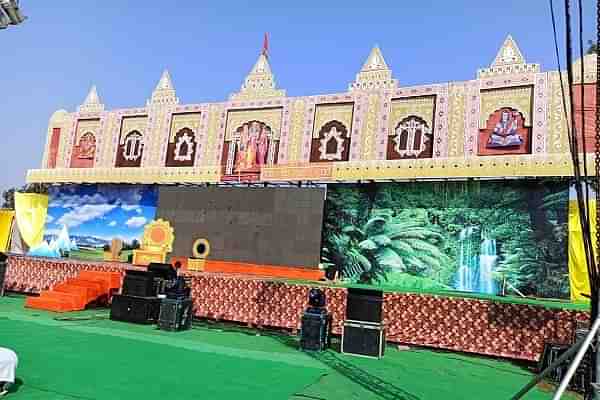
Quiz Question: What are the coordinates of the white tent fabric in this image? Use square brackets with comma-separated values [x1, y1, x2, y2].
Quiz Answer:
[0, 348, 17, 383]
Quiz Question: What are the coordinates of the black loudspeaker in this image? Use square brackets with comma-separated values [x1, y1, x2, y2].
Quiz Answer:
[158, 298, 193, 331]
[300, 310, 331, 351]
[341, 321, 385, 358]
[110, 295, 160, 324]
[148, 263, 177, 281]
[346, 288, 383, 323]
[122, 270, 155, 297]
[538, 342, 590, 394]
[0, 257, 7, 297]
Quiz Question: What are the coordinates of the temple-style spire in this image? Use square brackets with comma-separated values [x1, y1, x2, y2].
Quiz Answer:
[230, 35, 285, 100]
[78, 85, 104, 113]
[349, 46, 398, 92]
[478, 34, 539, 78]
[148, 69, 179, 106]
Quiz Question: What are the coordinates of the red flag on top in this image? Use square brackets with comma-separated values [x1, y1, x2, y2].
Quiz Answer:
[262, 33, 269, 57]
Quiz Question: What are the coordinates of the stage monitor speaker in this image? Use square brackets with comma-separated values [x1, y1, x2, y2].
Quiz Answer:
[346, 288, 383, 323]
[158, 298, 193, 331]
[300, 311, 331, 351]
[538, 342, 590, 394]
[110, 294, 160, 324]
[0, 260, 6, 297]
[341, 321, 385, 359]
[122, 270, 155, 297]
[148, 263, 177, 281]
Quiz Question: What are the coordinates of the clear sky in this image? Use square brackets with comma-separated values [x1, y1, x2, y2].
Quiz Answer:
[0, 1, 595, 195]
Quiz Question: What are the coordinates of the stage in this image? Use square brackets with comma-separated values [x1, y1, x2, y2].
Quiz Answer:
[0, 295, 580, 400]
[5, 254, 589, 362]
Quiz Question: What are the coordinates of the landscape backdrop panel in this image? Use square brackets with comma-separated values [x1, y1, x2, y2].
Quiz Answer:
[321, 180, 570, 299]
[37, 184, 158, 261]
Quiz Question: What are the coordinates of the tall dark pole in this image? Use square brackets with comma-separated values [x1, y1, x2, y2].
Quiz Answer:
[595, 0, 600, 397]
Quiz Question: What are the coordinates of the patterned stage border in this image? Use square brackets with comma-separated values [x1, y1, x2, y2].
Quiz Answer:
[4, 254, 587, 361]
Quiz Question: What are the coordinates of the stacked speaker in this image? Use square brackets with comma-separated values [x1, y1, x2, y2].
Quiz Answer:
[110, 270, 159, 324]
[158, 298, 193, 331]
[341, 288, 385, 359]
[110, 263, 193, 331]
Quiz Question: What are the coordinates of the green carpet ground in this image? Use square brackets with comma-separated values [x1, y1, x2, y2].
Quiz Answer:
[0, 295, 580, 400]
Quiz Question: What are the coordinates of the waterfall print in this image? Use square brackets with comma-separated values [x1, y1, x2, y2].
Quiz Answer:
[322, 180, 569, 299]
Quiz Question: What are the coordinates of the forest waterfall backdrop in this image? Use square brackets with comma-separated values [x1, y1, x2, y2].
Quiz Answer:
[321, 180, 569, 299]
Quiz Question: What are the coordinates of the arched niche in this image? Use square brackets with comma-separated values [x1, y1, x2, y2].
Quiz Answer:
[69, 131, 97, 168]
[222, 120, 278, 176]
[166, 127, 197, 167]
[310, 120, 350, 162]
[387, 115, 433, 160]
[478, 107, 531, 156]
[116, 130, 144, 167]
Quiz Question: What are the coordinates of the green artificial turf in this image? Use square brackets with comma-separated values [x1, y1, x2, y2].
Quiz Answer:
[0, 296, 581, 400]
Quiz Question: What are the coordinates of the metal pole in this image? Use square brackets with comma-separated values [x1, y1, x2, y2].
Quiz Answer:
[553, 316, 600, 399]
[593, 3, 600, 399]
[511, 336, 585, 400]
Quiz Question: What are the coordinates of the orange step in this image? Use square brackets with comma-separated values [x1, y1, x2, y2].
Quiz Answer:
[25, 296, 75, 312]
[39, 290, 86, 310]
[66, 278, 106, 295]
[26, 270, 124, 313]
[79, 270, 121, 290]
[54, 283, 98, 304]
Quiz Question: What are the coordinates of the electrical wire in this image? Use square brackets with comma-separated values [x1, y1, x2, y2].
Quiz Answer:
[550, 0, 598, 301]
[565, 0, 598, 296]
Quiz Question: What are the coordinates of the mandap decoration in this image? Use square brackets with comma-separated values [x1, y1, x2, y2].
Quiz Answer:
[18, 34, 599, 302]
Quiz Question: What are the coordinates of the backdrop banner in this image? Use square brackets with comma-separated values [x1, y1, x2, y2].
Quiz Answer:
[322, 180, 570, 299]
[14, 193, 48, 248]
[32, 184, 158, 261]
[567, 184, 597, 303]
[0, 209, 15, 252]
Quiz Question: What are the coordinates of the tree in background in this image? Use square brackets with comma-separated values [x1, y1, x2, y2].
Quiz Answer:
[2, 184, 49, 209]
[587, 40, 598, 55]
[322, 180, 570, 298]
[322, 186, 451, 284]
[1, 188, 16, 209]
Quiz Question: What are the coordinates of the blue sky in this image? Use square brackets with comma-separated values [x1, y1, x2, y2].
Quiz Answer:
[45, 185, 157, 242]
[0, 1, 595, 194]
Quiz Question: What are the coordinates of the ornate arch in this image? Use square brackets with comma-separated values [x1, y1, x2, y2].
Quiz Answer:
[387, 115, 433, 160]
[310, 120, 350, 162]
[116, 130, 144, 167]
[166, 127, 196, 167]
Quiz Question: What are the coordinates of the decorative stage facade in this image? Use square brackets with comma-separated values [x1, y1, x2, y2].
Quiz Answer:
[27, 36, 597, 184]
[7, 34, 598, 363]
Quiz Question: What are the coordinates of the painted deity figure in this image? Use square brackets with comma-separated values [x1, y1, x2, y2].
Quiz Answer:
[78, 132, 96, 159]
[257, 125, 269, 166]
[487, 110, 523, 148]
[235, 122, 270, 172]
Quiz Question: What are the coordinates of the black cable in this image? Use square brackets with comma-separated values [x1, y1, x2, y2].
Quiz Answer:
[552, 0, 598, 295]
[565, 0, 598, 294]
[577, 0, 592, 243]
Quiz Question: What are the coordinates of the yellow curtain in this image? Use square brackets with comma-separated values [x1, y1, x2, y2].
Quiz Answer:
[14, 193, 49, 248]
[568, 200, 597, 302]
[0, 209, 15, 252]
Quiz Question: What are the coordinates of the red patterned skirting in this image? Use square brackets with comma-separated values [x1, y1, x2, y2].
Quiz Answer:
[4, 255, 587, 361]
